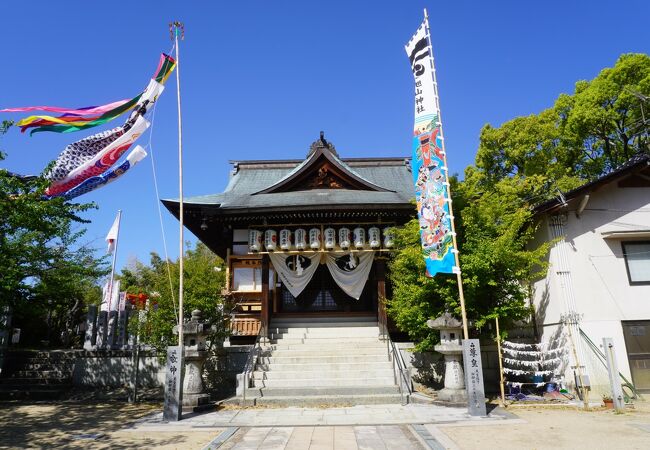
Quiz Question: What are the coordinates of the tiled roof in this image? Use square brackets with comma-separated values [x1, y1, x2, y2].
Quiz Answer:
[533, 152, 650, 215]
[172, 157, 414, 211]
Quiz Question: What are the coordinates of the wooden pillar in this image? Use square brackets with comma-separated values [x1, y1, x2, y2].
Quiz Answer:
[376, 257, 388, 335]
[261, 255, 270, 336]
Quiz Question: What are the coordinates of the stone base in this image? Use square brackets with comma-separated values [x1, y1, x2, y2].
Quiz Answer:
[436, 388, 467, 403]
[182, 392, 211, 407]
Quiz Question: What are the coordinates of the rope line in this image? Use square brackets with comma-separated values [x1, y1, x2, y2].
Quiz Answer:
[146, 98, 179, 323]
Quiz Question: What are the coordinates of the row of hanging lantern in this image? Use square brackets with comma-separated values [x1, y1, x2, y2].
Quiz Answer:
[248, 226, 395, 253]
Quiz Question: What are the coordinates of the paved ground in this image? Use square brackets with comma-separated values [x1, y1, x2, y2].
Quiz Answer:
[1, 400, 650, 449]
[132, 403, 513, 428]
[213, 426, 428, 450]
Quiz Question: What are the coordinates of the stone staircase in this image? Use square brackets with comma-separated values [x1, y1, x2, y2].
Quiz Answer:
[0, 350, 75, 400]
[242, 317, 404, 406]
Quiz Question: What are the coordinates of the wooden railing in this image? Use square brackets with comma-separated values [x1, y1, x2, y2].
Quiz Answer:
[230, 317, 261, 336]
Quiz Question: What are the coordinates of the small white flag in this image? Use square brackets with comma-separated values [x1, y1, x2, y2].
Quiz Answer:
[106, 212, 120, 253]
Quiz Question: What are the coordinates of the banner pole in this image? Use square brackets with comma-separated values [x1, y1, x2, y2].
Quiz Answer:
[172, 22, 185, 349]
[423, 8, 469, 339]
[495, 316, 506, 407]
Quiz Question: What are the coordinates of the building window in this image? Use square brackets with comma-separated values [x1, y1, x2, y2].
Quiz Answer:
[622, 241, 650, 285]
[232, 267, 262, 291]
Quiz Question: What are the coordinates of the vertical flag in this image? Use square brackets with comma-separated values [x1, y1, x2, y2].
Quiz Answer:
[106, 212, 120, 253]
[405, 15, 457, 277]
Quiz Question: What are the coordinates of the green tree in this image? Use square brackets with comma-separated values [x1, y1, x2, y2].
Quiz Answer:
[120, 242, 227, 352]
[477, 53, 649, 188]
[1, 120, 107, 346]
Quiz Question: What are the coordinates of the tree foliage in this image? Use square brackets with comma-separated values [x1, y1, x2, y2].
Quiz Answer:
[119, 242, 227, 353]
[477, 53, 650, 187]
[1, 120, 107, 346]
[388, 54, 649, 350]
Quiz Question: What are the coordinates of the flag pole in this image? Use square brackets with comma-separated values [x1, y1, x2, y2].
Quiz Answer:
[423, 8, 469, 339]
[106, 209, 122, 313]
[171, 21, 185, 348]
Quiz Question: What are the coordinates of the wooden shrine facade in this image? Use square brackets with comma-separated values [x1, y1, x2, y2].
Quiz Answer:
[163, 133, 415, 338]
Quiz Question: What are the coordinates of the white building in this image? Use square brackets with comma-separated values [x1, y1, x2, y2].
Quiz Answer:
[531, 153, 650, 396]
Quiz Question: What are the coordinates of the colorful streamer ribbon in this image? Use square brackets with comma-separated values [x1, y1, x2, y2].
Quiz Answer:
[3, 53, 175, 135]
[45, 115, 150, 196]
[47, 146, 147, 201]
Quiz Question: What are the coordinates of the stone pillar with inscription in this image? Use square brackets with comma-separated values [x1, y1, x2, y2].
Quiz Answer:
[462, 339, 487, 416]
[106, 310, 118, 349]
[163, 345, 183, 421]
[96, 310, 108, 349]
[83, 305, 98, 350]
[427, 312, 468, 403]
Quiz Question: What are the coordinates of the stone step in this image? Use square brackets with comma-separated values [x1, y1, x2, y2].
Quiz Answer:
[249, 393, 404, 407]
[260, 354, 390, 364]
[252, 376, 395, 388]
[269, 318, 377, 327]
[269, 326, 380, 335]
[264, 348, 387, 358]
[253, 386, 401, 396]
[252, 368, 395, 380]
[267, 342, 387, 351]
[257, 361, 392, 371]
[269, 337, 381, 345]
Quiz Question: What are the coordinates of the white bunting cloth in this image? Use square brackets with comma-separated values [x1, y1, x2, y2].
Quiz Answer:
[269, 253, 321, 298]
[100, 280, 120, 312]
[324, 252, 374, 300]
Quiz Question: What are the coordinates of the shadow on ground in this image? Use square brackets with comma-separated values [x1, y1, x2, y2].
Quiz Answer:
[0, 401, 215, 449]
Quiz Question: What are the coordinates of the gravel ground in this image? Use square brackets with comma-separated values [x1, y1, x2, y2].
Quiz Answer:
[439, 401, 650, 450]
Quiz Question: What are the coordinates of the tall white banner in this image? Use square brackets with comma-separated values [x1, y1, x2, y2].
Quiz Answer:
[405, 15, 456, 277]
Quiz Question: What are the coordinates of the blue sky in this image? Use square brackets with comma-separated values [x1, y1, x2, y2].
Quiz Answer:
[1, 0, 648, 273]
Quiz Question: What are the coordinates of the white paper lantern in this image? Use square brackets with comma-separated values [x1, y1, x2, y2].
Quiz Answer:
[383, 227, 395, 248]
[295, 228, 307, 250]
[248, 229, 262, 252]
[309, 228, 321, 250]
[279, 229, 292, 250]
[324, 227, 336, 250]
[338, 227, 351, 250]
[264, 229, 277, 251]
[353, 227, 366, 249]
[368, 226, 381, 249]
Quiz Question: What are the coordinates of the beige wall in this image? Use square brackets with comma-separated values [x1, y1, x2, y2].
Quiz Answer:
[532, 183, 650, 393]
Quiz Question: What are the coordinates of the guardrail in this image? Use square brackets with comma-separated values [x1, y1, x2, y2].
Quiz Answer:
[388, 338, 413, 405]
[241, 328, 263, 405]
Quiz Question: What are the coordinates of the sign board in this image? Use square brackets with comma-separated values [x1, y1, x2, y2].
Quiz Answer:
[462, 339, 487, 416]
[163, 345, 183, 421]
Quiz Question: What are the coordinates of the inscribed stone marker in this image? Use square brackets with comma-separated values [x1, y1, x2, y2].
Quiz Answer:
[163, 345, 183, 421]
[462, 339, 487, 416]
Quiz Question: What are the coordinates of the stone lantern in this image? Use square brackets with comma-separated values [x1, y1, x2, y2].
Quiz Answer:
[427, 312, 467, 403]
[172, 309, 213, 408]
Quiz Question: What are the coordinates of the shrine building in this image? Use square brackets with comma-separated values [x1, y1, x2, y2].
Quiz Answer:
[163, 133, 414, 339]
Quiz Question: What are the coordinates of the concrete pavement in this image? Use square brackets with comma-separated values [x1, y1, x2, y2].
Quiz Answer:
[122, 402, 519, 449]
